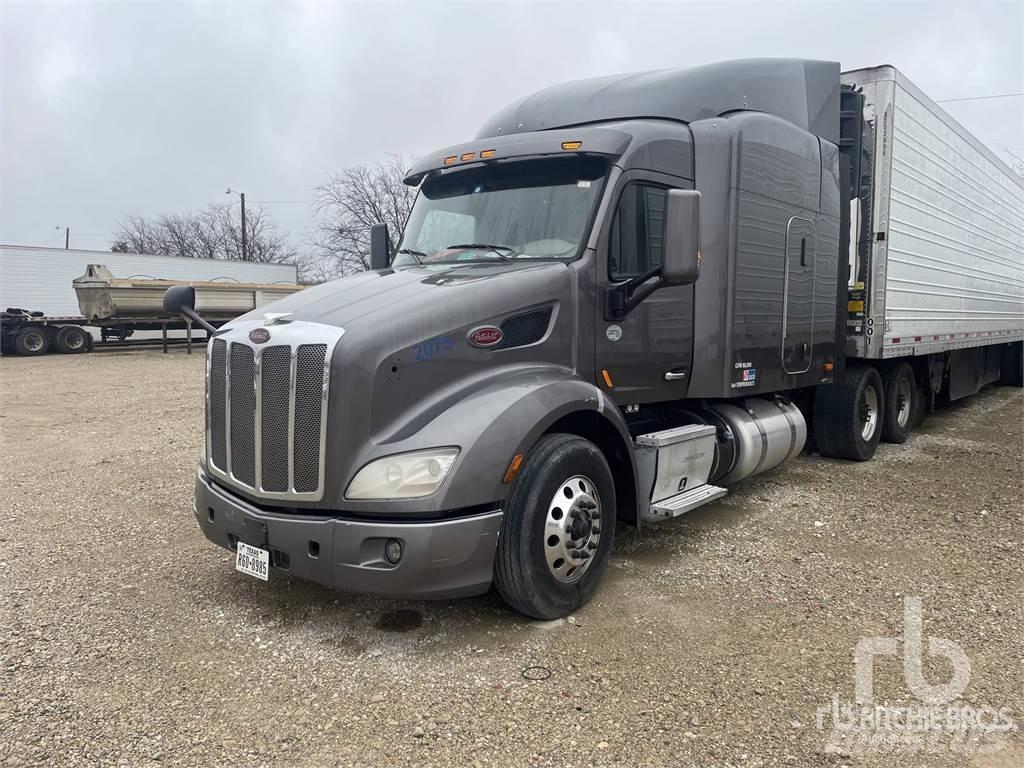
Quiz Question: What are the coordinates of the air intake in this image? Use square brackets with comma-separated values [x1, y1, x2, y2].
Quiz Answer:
[495, 306, 553, 350]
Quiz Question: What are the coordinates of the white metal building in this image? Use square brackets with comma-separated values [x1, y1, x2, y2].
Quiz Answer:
[0, 244, 298, 317]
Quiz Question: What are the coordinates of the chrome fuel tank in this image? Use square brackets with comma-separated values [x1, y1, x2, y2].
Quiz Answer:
[708, 398, 806, 486]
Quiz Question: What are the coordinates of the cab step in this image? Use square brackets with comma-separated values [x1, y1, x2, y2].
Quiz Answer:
[642, 483, 727, 522]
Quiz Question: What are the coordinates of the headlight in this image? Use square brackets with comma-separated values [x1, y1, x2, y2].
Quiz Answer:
[345, 448, 459, 500]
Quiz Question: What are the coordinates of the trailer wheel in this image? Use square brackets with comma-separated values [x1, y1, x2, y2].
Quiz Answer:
[14, 327, 49, 356]
[813, 364, 883, 461]
[494, 433, 615, 620]
[55, 325, 89, 354]
[881, 362, 916, 444]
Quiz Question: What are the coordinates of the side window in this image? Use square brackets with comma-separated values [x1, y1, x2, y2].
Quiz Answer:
[609, 183, 667, 281]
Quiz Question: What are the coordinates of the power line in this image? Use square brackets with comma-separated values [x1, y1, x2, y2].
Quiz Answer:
[251, 199, 313, 205]
[936, 92, 1024, 104]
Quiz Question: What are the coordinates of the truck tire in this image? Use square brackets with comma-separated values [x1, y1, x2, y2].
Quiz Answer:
[813, 364, 883, 461]
[55, 325, 89, 354]
[494, 433, 616, 620]
[14, 326, 49, 356]
[881, 362, 916, 444]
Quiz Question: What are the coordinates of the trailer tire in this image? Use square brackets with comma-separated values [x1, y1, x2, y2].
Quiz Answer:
[14, 327, 50, 356]
[813, 364, 883, 461]
[881, 362, 916, 444]
[494, 433, 615, 620]
[55, 325, 89, 354]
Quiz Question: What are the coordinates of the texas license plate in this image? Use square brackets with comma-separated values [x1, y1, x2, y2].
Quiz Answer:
[235, 542, 269, 581]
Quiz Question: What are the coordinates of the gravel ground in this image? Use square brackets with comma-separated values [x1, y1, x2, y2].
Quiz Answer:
[1, 349, 1022, 768]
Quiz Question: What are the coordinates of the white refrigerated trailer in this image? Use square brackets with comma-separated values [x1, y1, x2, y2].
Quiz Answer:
[837, 66, 1023, 444]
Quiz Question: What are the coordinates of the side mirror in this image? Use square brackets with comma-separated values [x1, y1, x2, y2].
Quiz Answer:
[369, 223, 390, 270]
[661, 189, 701, 285]
[163, 285, 196, 314]
[163, 285, 217, 333]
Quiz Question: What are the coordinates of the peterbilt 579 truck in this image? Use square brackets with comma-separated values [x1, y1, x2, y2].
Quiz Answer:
[165, 59, 1024, 619]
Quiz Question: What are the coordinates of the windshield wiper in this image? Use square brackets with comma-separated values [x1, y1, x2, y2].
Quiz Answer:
[396, 247, 427, 264]
[445, 243, 516, 261]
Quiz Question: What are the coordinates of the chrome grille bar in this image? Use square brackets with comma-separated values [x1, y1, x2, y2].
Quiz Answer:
[205, 320, 344, 502]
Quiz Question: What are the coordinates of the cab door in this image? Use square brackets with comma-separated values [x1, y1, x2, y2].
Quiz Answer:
[596, 173, 694, 403]
[781, 216, 816, 374]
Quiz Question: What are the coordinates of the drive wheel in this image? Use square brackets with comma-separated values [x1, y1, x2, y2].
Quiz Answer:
[881, 362, 916, 443]
[14, 327, 49, 356]
[55, 325, 89, 354]
[494, 433, 615, 620]
[813, 364, 883, 461]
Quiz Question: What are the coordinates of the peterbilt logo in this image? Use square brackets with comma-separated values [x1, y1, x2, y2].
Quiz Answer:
[249, 327, 271, 344]
[468, 326, 503, 347]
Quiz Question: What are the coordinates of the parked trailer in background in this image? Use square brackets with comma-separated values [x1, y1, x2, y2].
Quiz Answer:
[0, 246, 299, 355]
[167, 59, 1022, 620]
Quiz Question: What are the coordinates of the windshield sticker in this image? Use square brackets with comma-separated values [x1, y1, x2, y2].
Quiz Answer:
[577, 180, 592, 188]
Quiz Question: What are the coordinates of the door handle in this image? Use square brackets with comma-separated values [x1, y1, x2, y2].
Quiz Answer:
[664, 370, 687, 381]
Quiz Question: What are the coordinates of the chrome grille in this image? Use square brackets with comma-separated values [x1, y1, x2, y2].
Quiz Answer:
[209, 339, 228, 470]
[205, 321, 343, 501]
[293, 344, 327, 492]
[259, 345, 291, 492]
[229, 345, 257, 487]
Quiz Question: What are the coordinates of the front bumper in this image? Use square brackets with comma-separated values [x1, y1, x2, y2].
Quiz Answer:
[194, 470, 502, 599]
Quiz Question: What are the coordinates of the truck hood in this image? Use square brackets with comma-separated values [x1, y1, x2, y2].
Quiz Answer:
[234, 260, 568, 331]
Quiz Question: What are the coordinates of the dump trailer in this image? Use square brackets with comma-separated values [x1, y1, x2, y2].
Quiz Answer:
[0, 264, 302, 356]
[170, 59, 1023, 619]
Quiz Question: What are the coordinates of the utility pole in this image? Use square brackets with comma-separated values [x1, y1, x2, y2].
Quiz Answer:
[240, 192, 247, 261]
[226, 188, 248, 261]
[64, 227, 69, 250]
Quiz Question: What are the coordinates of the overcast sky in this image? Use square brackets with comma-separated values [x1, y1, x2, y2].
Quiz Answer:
[1, 0, 1021, 254]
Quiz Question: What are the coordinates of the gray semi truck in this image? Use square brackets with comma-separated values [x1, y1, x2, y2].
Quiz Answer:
[165, 59, 1024, 619]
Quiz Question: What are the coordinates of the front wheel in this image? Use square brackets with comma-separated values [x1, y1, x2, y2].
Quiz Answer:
[494, 433, 615, 619]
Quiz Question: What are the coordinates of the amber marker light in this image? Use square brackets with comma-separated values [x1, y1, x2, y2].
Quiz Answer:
[601, 369, 614, 388]
[502, 453, 524, 484]
[460, 152, 475, 161]
[561, 140, 583, 150]
[480, 149, 496, 159]
[443, 155, 458, 165]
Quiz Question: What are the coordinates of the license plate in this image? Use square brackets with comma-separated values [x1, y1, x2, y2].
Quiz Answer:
[235, 542, 269, 581]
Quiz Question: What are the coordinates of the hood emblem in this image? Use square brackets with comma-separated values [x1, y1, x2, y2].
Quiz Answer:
[468, 326, 503, 348]
[249, 327, 272, 344]
[263, 312, 293, 325]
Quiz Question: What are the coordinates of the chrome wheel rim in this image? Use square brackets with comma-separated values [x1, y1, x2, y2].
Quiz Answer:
[544, 475, 602, 584]
[896, 377, 912, 428]
[861, 386, 879, 440]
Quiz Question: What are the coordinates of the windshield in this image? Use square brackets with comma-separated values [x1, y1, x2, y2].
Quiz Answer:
[394, 155, 608, 266]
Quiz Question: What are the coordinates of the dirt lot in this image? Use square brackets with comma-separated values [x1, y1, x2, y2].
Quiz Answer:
[1, 349, 1022, 767]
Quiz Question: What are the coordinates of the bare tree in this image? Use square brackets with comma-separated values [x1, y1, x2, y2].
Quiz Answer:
[111, 203, 298, 265]
[312, 157, 417, 277]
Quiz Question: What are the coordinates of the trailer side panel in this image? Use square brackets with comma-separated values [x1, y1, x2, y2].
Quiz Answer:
[843, 67, 1024, 359]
